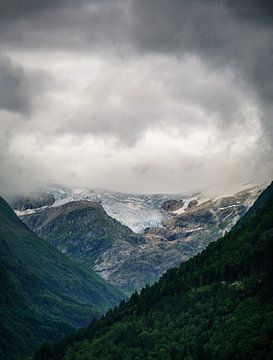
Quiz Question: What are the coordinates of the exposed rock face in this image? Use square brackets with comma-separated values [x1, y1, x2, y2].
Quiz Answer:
[11, 192, 55, 210]
[15, 184, 264, 294]
[21, 201, 137, 266]
[21, 200, 148, 294]
[161, 199, 184, 211]
[95, 185, 261, 293]
[186, 199, 198, 210]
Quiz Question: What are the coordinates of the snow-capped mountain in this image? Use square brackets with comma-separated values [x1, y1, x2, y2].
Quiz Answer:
[13, 184, 203, 232]
[13, 183, 253, 233]
[11, 183, 265, 293]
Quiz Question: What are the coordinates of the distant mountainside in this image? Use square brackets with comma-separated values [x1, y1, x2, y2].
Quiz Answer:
[12, 183, 263, 233]
[33, 181, 273, 360]
[19, 201, 137, 266]
[0, 197, 124, 360]
[12, 184, 175, 232]
[14, 184, 263, 294]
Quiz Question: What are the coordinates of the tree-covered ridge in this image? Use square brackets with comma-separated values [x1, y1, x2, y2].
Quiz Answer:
[0, 197, 124, 360]
[21, 200, 135, 266]
[34, 182, 273, 360]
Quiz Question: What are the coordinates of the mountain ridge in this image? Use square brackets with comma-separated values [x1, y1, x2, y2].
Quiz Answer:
[16, 184, 264, 294]
[12, 183, 264, 232]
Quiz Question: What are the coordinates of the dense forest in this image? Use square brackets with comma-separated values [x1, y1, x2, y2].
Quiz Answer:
[0, 197, 123, 360]
[34, 182, 273, 359]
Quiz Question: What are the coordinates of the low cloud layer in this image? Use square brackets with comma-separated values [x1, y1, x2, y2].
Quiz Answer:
[0, 0, 272, 196]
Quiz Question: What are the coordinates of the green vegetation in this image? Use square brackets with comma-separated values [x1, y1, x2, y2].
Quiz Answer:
[21, 201, 135, 267]
[0, 197, 124, 360]
[21, 200, 148, 294]
[34, 182, 273, 359]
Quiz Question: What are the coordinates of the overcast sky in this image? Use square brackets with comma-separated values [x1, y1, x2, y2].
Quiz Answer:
[0, 0, 273, 195]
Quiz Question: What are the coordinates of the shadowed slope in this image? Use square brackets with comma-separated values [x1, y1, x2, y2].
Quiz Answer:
[0, 197, 124, 360]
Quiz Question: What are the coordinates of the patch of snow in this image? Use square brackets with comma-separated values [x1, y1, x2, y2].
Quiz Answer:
[15, 206, 48, 216]
[185, 227, 204, 233]
[219, 204, 239, 210]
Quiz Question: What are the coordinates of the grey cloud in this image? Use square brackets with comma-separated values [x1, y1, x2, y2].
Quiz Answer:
[0, 53, 53, 115]
[0, 52, 56, 196]
[49, 56, 257, 146]
[227, 0, 273, 24]
[133, 164, 151, 175]
[2, 0, 272, 114]
[0, 0, 80, 21]
[1, 0, 271, 142]
[0, 0, 272, 195]
[129, 0, 273, 146]
[0, 54, 31, 114]
[0, 0, 129, 51]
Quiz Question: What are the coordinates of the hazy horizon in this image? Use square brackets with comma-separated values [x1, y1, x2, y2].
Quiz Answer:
[5, 180, 269, 202]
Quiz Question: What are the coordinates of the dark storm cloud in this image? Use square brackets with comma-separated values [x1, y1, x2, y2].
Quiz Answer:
[0, 0, 271, 138]
[0, 0, 79, 20]
[1, 0, 271, 146]
[227, 0, 273, 24]
[129, 0, 273, 78]
[0, 54, 31, 114]
[0, 54, 52, 115]
[129, 0, 273, 141]
[1, 0, 272, 60]
[2, 0, 272, 109]
[0, 0, 128, 50]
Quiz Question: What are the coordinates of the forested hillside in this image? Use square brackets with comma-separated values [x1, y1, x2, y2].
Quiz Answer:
[34, 182, 273, 359]
[0, 197, 124, 360]
[20, 200, 135, 267]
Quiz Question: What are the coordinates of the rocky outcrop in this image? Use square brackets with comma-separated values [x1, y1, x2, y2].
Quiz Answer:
[161, 199, 184, 212]
[186, 199, 198, 210]
[11, 192, 55, 210]
[21, 200, 136, 266]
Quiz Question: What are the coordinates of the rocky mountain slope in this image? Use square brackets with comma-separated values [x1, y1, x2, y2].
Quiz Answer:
[11, 184, 194, 232]
[0, 197, 123, 360]
[13, 184, 264, 294]
[33, 181, 273, 360]
[95, 185, 263, 293]
[20, 200, 138, 267]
